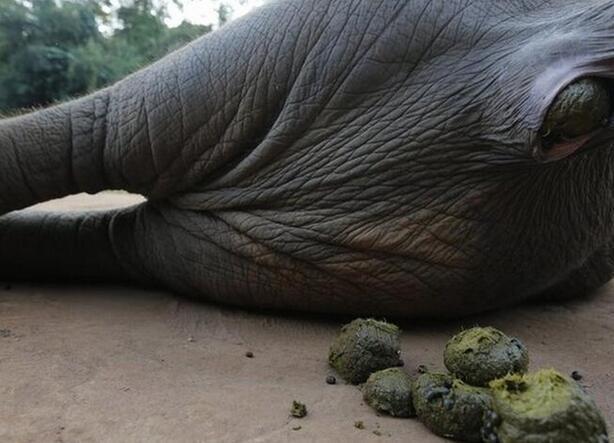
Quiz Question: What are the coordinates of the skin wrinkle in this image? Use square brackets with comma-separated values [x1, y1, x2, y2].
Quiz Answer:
[228, 209, 472, 293]
[412, 2, 474, 69]
[161, 208, 356, 309]
[337, 216, 474, 270]
[151, 72, 185, 192]
[483, 148, 614, 298]
[395, 2, 500, 87]
[208, 47, 273, 173]
[178, 41, 284, 187]
[197, 2, 371, 191]
[202, 5, 296, 175]
[403, 1, 434, 73]
[164, 218, 236, 297]
[140, 69, 183, 191]
[152, 69, 190, 189]
[173, 62, 185, 158]
[181, 45, 228, 154]
[315, 0, 392, 103]
[276, 108, 427, 189]
[5, 0, 614, 316]
[94, 93, 107, 189]
[108, 87, 143, 190]
[66, 105, 76, 193]
[116, 44, 221, 193]
[170, 163, 493, 229]
[210, 212, 370, 297]
[229, 212, 416, 294]
[6, 130, 38, 204]
[141, 97, 157, 177]
[84, 96, 97, 190]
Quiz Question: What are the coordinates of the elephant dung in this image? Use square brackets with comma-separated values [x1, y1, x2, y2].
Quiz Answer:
[328, 318, 403, 384]
[488, 369, 609, 443]
[444, 326, 529, 387]
[412, 372, 493, 443]
[362, 367, 415, 418]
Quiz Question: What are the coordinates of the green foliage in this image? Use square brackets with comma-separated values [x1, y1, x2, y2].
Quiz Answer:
[216, 3, 231, 26]
[3, 45, 78, 109]
[0, 0, 213, 113]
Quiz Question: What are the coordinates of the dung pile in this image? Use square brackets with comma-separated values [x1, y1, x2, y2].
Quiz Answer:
[327, 322, 609, 442]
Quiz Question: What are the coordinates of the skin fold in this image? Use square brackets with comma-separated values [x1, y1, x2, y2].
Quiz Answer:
[1, 0, 614, 318]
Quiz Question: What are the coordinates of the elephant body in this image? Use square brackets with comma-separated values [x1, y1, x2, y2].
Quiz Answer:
[2, 0, 614, 317]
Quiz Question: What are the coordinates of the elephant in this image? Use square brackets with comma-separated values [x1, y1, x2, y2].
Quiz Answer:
[1, 0, 614, 318]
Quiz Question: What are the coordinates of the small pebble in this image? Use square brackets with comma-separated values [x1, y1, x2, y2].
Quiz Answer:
[292, 426, 302, 431]
[187, 336, 195, 342]
[354, 420, 365, 430]
[571, 370, 583, 381]
[290, 401, 307, 418]
[245, 351, 254, 358]
[326, 375, 337, 385]
[417, 364, 428, 374]
[373, 430, 383, 436]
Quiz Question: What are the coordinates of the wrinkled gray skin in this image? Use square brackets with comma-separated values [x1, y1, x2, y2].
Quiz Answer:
[2, 0, 614, 318]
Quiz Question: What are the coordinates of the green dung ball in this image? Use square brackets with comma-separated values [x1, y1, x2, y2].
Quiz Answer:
[444, 326, 529, 387]
[413, 372, 493, 442]
[488, 369, 609, 443]
[328, 318, 403, 384]
[362, 368, 415, 418]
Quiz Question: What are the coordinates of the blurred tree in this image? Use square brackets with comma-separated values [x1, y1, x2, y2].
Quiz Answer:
[116, 0, 167, 55]
[0, 0, 105, 109]
[216, 3, 232, 26]
[0, 0, 213, 113]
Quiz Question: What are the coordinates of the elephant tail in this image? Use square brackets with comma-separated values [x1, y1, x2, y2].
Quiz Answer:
[0, 205, 146, 285]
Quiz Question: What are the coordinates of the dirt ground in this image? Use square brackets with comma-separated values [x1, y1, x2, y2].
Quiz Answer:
[0, 193, 612, 442]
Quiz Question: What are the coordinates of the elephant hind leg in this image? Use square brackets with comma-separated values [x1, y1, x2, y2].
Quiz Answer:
[0, 205, 148, 285]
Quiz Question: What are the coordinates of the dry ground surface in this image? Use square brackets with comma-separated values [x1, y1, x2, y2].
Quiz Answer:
[0, 192, 612, 442]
